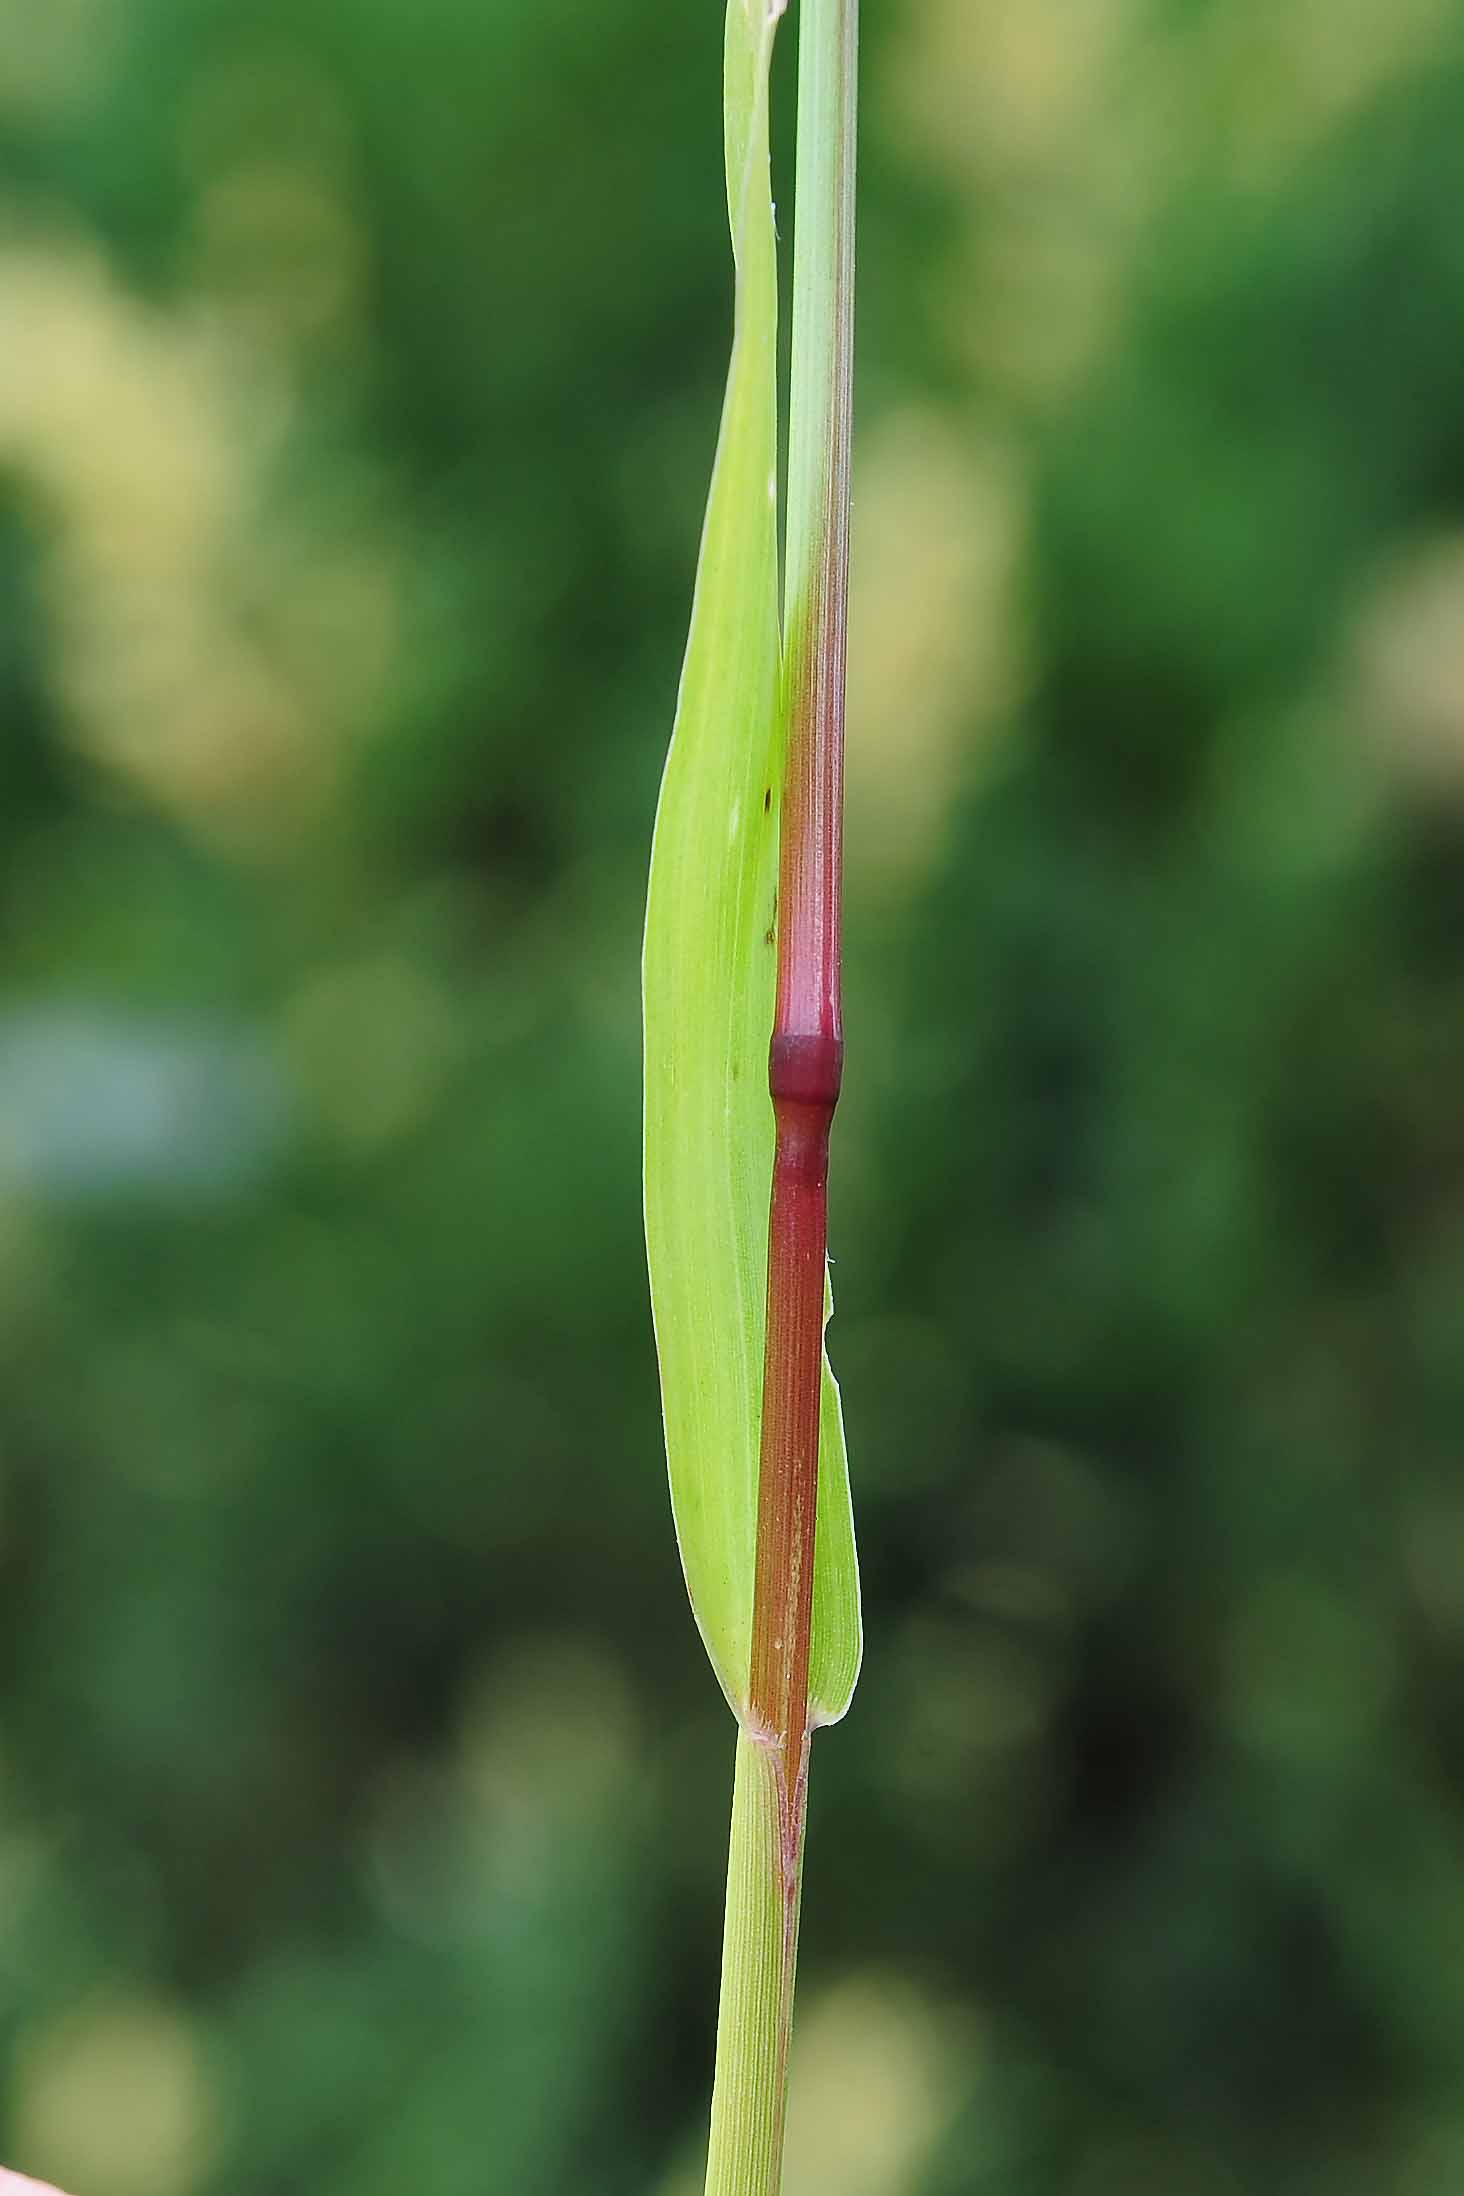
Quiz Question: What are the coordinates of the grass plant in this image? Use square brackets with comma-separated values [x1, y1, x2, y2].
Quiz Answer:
[643, 5, 860, 2191]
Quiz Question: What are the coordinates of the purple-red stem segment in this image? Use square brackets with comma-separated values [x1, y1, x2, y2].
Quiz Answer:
[747, 0, 856, 1827]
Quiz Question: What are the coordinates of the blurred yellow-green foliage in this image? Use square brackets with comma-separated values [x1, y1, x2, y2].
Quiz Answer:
[4, 2, 1464, 2191]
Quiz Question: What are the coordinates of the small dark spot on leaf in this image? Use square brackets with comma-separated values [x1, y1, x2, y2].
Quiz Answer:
[763, 787, 772, 812]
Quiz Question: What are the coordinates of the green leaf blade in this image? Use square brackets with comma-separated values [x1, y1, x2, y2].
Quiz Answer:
[643, 0, 785, 1714]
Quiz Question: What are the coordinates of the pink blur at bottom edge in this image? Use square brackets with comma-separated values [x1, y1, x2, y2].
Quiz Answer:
[1, 2172, 68, 2195]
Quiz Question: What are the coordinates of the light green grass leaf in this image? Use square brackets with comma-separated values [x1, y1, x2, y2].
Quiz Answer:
[643, 0, 859, 1725]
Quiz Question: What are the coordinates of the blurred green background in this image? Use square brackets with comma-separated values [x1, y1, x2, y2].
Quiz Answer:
[3, 1, 1464, 2191]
